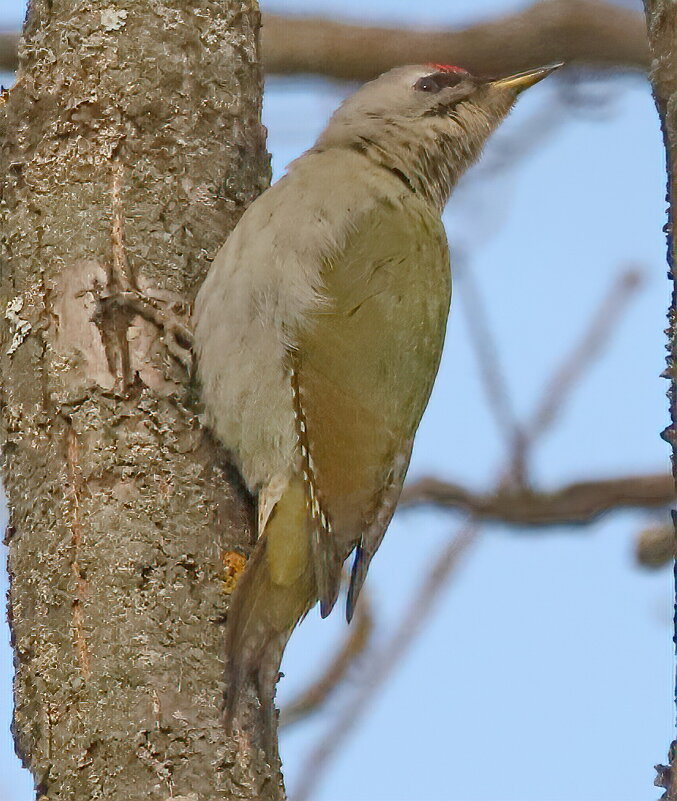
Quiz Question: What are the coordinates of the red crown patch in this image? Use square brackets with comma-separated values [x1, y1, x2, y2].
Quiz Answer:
[428, 63, 469, 75]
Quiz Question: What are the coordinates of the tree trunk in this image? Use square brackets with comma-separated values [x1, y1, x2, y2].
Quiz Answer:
[0, 2, 282, 798]
[642, 2, 677, 799]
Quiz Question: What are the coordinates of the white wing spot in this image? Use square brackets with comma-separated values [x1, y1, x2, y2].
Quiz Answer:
[290, 359, 332, 539]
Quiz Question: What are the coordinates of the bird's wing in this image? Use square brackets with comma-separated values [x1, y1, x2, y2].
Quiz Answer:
[293, 196, 451, 619]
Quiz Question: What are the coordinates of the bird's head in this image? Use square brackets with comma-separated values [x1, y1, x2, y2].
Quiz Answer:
[314, 63, 562, 208]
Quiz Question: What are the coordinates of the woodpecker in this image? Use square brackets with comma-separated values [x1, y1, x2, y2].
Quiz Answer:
[193, 62, 560, 728]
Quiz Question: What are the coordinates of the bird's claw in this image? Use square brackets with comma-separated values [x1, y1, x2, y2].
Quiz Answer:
[97, 289, 194, 371]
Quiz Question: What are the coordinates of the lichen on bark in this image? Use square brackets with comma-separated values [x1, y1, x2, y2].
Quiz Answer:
[0, 1, 281, 798]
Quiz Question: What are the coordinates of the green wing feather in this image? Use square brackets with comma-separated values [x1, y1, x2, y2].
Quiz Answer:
[294, 196, 452, 618]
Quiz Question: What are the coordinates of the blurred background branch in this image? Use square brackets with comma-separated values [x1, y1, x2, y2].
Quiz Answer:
[510, 269, 644, 482]
[400, 472, 673, 526]
[291, 522, 481, 801]
[280, 589, 374, 728]
[262, 0, 649, 81]
[0, 1, 650, 78]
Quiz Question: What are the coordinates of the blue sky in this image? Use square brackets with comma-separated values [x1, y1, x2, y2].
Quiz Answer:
[0, 1, 673, 800]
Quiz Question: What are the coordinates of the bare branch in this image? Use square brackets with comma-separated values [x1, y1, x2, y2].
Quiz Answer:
[529, 269, 642, 445]
[457, 258, 523, 465]
[1, 2, 650, 79]
[280, 589, 374, 728]
[400, 473, 673, 525]
[262, 1, 649, 81]
[509, 267, 644, 481]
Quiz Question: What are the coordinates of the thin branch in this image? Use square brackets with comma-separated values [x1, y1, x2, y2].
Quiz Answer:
[457, 257, 524, 467]
[510, 267, 644, 482]
[528, 268, 643, 445]
[280, 590, 374, 729]
[290, 522, 481, 801]
[1, 2, 650, 78]
[400, 473, 673, 525]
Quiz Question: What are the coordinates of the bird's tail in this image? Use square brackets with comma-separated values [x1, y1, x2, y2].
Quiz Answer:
[222, 474, 316, 744]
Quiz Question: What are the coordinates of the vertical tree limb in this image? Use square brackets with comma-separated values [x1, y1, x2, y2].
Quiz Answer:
[641, 1, 677, 798]
[0, 2, 281, 799]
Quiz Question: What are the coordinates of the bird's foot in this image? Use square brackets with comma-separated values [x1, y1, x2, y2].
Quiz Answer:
[98, 288, 194, 371]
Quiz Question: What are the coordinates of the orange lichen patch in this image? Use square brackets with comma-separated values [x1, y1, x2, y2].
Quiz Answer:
[221, 551, 247, 594]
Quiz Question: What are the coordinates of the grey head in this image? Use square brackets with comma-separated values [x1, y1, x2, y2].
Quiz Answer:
[313, 63, 561, 209]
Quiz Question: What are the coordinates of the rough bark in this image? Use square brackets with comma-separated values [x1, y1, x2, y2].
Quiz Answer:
[641, 1, 677, 799]
[0, 1, 653, 79]
[0, 2, 281, 799]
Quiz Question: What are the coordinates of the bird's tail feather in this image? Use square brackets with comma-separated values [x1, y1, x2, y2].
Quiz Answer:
[310, 527, 342, 619]
[222, 475, 315, 745]
[346, 544, 370, 623]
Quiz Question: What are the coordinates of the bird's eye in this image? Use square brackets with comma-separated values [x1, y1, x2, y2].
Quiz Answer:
[414, 75, 440, 93]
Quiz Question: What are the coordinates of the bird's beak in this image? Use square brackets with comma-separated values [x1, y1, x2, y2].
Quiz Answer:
[490, 63, 564, 93]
